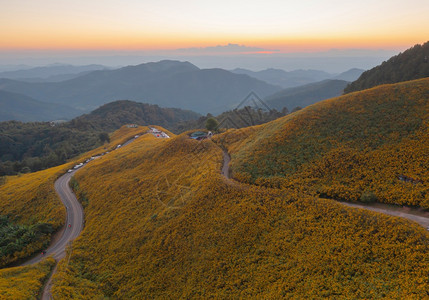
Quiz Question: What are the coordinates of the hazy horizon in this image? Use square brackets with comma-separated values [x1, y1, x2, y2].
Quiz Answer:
[0, 45, 401, 74]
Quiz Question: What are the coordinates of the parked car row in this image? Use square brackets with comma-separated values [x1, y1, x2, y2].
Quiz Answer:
[149, 127, 170, 138]
[67, 153, 106, 173]
[66, 134, 141, 174]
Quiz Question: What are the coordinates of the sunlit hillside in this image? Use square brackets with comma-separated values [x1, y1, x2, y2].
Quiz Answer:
[220, 78, 429, 208]
[49, 127, 428, 298]
[0, 258, 55, 299]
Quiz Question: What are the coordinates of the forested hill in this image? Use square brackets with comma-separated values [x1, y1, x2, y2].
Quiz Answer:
[221, 78, 429, 209]
[70, 100, 200, 132]
[344, 41, 429, 93]
[0, 100, 199, 176]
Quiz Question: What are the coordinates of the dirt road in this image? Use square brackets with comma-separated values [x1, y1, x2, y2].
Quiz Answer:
[221, 150, 429, 228]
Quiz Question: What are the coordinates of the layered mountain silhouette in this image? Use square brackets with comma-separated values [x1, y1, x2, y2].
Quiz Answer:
[0, 64, 108, 82]
[264, 79, 349, 111]
[231, 67, 364, 88]
[0, 90, 81, 122]
[333, 68, 364, 81]
[231, 68, 333, 88]
[0, 60, 281, 115]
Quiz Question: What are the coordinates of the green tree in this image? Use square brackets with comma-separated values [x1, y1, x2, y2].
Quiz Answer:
[291, 106, 302, 113]
[360, 190, 377, 203]
[99, 132, 110, 143]
[205, 117, 219, 132]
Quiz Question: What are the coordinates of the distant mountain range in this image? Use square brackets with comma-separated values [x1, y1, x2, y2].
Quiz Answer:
[332, 68, 365, 82]
[0, 64, 108, 82]
[0, 60, 281, 115]
[344, 41, 429, 93]
[0, 90, 81, 122]
[231, 68, 364, 88]
[264, 80, 349, 111]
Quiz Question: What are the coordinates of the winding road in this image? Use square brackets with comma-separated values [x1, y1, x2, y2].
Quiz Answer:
[20, 132, 150, 299]
[23, 171, 84, 266]
[221, 150, 429, 228]
[31, 170, 84, 300]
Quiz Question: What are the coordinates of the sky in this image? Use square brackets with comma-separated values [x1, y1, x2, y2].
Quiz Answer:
[1, 0, 428, 70]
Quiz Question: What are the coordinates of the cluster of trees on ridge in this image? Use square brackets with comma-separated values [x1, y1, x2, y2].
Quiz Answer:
[344, 41, 429, 93]
[173, 105, 296, 133]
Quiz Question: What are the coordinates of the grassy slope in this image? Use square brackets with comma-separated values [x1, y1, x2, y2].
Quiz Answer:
[0, 165, 66, 228]
[221, 78, 429, 208]
[0, 258, 55, 300]
[50, 128, 428, 298]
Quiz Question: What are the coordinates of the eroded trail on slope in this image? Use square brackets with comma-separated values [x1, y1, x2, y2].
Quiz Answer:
[221, 150, 429, 228]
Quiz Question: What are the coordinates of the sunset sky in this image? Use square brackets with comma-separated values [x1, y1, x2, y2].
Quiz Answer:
[0, 0, 428, 71]
[1, 0, 428, 52]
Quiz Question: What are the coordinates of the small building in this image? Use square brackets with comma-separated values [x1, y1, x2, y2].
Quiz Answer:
[189, 131, 208, 140]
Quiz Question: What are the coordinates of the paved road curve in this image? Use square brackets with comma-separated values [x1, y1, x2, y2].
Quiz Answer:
[23, 171, 84, 266]
[19, 169, 85, 299]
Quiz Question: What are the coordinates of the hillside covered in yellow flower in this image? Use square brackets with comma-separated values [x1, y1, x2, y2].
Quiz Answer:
[1, 77, 429, 298]
[49, 126, 428, 298]
[0, 258, 55, 299]
[222, 78, 429, 208]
